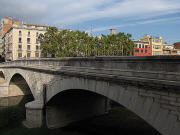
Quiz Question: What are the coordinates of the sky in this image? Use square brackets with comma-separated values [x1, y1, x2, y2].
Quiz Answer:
[0, 0, 180, 44]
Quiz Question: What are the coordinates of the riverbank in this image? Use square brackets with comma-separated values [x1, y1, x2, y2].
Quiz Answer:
[0, 107, 161, 135]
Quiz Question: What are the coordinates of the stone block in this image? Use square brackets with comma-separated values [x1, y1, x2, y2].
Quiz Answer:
[170, 101, 180, 106]
[170, 110, 180, 117]
[169, 93, 180, 98]
[162, 96, 176, 102]
[154, 98, 169, 104]
[139, 91, 161, 98]
[117, 86, 126, 104]
[147, 102, 161, 125]
[140, 97, 153, 120]
[169, 122, 180, 135]
[122, 90, 132, 109]
[128, 91, 139, 110]
[153, 108, 169, 132]
[177, 98, 180, 103]
[161, 104, 178, 111]
[150, 90, 168, 96]
[160, 114, 177, 135]
[108, 84, 119, 102]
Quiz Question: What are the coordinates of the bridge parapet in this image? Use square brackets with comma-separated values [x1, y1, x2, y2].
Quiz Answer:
[1, 55, 180, 72]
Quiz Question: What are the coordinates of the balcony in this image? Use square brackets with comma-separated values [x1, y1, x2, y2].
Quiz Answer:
[26, 49, 31, 52]
[17, 49, 23, 52]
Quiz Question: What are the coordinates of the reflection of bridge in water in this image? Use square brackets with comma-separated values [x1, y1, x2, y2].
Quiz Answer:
[0, 95, 34, 108]
[0, 56, 180, 135]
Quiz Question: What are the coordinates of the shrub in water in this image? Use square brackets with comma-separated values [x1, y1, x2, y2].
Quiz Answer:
[0, 106, 24, 129]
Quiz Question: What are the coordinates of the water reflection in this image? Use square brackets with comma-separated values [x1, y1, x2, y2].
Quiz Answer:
[0, 95, 34, 108]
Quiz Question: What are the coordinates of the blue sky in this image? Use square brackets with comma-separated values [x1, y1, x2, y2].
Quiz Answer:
[0, 0, 180, 44]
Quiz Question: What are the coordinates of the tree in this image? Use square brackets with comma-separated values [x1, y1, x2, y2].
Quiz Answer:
[101, 32, 135, 56]
[41, 27, 59, 57]
[41, 27, 135, 57]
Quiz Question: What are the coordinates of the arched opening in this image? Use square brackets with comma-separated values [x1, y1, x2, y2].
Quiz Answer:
[9, 73, 32, 96]
[0, 71, 6, 84]
[8, 73, 34, 111]
[45, 88, 161, 135]
[45, 89, 109, 129]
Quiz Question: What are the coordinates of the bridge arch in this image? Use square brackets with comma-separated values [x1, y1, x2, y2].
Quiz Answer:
[45, 76, 178, 135]
[8, 73, 33, 97]
[45, 89, 108, 128]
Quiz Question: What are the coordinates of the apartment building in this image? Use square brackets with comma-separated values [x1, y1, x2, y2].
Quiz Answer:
[131, 40, 152, 56]
[139, 34, 163, 55]
[0, 16, 20, 55]
[2, 23, 48, 61]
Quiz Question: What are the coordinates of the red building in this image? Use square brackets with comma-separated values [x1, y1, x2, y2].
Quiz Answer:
[131, 41, 152, 56]
[173, 42, 180, 50]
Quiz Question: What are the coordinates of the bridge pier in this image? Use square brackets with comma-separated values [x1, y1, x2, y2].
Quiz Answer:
[25, 100, 44, 128]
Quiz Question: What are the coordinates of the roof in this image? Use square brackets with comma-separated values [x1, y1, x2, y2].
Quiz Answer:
[23, 23, 48, 27]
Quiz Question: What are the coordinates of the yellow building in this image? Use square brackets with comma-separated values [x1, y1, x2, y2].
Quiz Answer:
[2, 23, 48, 61]
[139, 34, 163, 55]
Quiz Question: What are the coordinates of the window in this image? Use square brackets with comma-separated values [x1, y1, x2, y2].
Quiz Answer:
[145, 50, 147, 53]
[27, 38, 31, 44]
[36, 38, 39, 44]
[27, 53, 31, 57]
[19, 31, 22, 36]
[18, 45, 22, 50]
[18, 53, 22, 57]
[153, 51, 161, 55]
[28, 31, 30, 36]
[154, 45, 161, 49]
[135, 49, 139, 52]
[35, 53, 39, 57]
[27, 45, 30, 50]
[18, 37, 22, 43]
[36, 45, 40, 50]
[141, 49, 143, 53]
[142, 44, 144, 48]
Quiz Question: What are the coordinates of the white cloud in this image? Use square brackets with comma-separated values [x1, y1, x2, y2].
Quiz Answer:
[91, 17, 180, 32]
[0, 0, 180, 26]
[49, 0, 180, 26]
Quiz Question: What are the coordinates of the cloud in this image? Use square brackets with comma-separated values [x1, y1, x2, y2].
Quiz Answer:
[0, 0, 47, 24]
[50, 0, 180, 26]
[0, 0, 180, 27]
[91, 17, 180, 33]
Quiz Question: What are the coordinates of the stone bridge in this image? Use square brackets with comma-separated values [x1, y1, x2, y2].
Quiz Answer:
[0, 56, 180, 135]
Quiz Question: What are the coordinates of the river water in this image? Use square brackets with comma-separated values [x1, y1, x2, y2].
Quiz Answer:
[0, 95, 161, 135]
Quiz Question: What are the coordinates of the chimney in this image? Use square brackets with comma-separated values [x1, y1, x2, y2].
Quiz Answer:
[110, 29, 116, 36]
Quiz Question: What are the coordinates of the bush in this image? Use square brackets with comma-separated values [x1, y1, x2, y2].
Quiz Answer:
[0, 106, 24, 129]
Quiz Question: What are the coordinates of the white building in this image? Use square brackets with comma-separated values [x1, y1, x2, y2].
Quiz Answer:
[2, 23, 49, 61]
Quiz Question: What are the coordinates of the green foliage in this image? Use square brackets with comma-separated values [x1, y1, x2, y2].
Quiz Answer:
[40, 27, 135, 57]
[0, 106, 24, 129]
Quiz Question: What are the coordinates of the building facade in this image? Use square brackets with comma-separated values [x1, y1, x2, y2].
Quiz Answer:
[139, 34, 163, 55]
[174, 42, 180, 50]
[131, 41, 152, 56]
[2, 23, 48, 61]
[0, 16, 20, 56]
